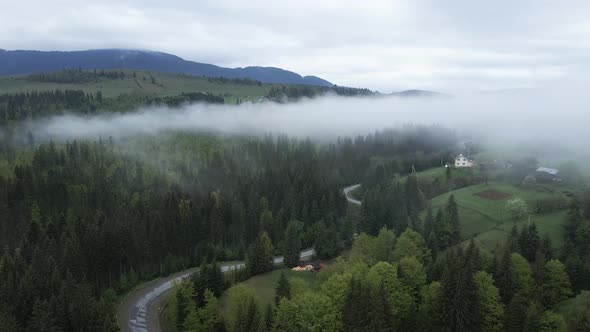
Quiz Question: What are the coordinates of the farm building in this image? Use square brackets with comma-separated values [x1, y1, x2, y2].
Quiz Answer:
[535, 167, 560, 182]
[454, 154, 475, 168]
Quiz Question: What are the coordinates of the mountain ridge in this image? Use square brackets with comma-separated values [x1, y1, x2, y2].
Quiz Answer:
[0, 49, 333, 86]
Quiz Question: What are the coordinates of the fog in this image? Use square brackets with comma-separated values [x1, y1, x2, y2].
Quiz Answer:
[22, 87, 588, 154]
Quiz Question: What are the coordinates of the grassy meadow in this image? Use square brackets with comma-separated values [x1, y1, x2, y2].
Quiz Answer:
[0, 69, 324, 102]
[424, 181, 573, 253]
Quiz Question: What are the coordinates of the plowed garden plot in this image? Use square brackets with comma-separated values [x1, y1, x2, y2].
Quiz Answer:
[474, 189, 511, 200]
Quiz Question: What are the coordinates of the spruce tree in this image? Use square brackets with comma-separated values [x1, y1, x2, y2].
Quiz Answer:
[283, 220, 302, 268]
[566, 198, 583, 240]
[504, 294, 528, 332]
[274, 272, 291, 305]
[446, 194, 461, 245]
[246, 231, 274, 275]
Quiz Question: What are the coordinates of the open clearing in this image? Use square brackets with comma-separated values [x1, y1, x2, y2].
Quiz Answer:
[0, 69, 326, 103]
[216, 251, 346, 320]
[424, 181, 573, 253]
[217, 268, 322, 319]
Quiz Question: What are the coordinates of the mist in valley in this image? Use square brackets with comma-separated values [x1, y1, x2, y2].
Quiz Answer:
[13, 82, 589, 168]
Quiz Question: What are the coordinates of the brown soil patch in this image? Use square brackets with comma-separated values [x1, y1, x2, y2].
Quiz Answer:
[474, 189, 511, 200]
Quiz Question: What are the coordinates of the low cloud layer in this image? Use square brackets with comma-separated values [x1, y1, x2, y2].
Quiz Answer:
[24, 87, 590, 163]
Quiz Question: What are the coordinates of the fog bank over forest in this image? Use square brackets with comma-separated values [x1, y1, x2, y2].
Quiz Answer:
[20, 84, 590, 161]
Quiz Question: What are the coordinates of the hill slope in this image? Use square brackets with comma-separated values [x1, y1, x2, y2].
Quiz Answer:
[0, 49, 333, 86]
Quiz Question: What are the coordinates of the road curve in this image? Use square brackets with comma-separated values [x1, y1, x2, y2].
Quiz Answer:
[118, 184, 360, 332]
[118, 249, 314, 332]
[343, 184, 362, 205]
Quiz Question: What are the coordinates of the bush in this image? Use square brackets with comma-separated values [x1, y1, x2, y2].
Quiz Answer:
[506, 198, 529, 220]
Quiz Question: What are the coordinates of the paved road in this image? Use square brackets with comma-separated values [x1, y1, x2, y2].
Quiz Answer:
[118, 184, 360, 332]
[118, 249, 314, 332]
[343, 184, 362, 205]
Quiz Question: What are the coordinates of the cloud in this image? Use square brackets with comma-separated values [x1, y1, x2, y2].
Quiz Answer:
[21, 82, 590, 165]
[1, 0, 590, 91]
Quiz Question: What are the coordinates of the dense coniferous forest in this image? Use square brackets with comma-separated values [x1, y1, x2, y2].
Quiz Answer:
[0, 90, 224, 122]
[265, 85, 373, 102]
[0, 86, 458, 331]
[164, 131, 590, 331]
[2, 87, 589, 331]
[169, 179, 590, 332]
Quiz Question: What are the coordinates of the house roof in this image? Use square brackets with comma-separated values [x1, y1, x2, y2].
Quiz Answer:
[536, 167, 559, 175]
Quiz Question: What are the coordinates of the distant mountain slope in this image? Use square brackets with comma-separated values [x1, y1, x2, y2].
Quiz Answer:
[0, 49, 333, 86]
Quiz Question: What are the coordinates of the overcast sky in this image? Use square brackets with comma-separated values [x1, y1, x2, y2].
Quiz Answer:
[2, 0, 590, 92]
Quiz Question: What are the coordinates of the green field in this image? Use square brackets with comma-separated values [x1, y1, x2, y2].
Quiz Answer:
[217, 268, 322, 318]
[0, 70, 324, 102]
[424, 181, 572, 253]
[410, 166, 478, 187]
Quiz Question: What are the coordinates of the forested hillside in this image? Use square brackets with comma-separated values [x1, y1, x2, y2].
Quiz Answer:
[0, 85, 457, 332]
[2, 81, 589, 332]
[169, 170, 590, 331]
[0, 68, 374, 109]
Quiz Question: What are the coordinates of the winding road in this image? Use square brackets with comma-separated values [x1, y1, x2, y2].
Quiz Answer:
[343, 184, 362, 205]
[117, 184, 361, 332]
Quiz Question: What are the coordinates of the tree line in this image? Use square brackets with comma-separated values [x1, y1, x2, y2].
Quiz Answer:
[0, 89, 224, 122]
[265, 84, 374, 102]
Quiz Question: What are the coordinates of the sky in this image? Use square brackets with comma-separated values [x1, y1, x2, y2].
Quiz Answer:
[2, 0, 590, 92]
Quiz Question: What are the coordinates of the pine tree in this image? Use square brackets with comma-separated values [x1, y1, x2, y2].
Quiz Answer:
[405, 174, 425, 219]
[246, 231, 274, 276]
[504, 294, 528, 332]
[519, 223, 539, 262]
[508, 225, 521, 253]
[243, 298, 262, 332]
[175, 286, 190, 330]
[434, 207, 449, 249]
[283, 220, 302, 268]
[566, 198, 583, 240]
[423, 205, 434, 238]
[446, 194, 461, 245]
[198, 289, 223, 332]
[538, 234, 553, 260]
[343, 278, 371, 331]
[263, 303, 274, 331]
[440, 246, 481, 332]
[27, 299, 59, 331]
[274, 272, 291, 305]
[208, 260, 225, 297]
[183, 304, 202, 331]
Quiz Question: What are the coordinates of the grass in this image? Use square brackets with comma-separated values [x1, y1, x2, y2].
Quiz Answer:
[423, 181, 572, 253]
[215, 251, 347, 315]
[217, 267, 323, 319]
[397, 166, 480, 189]
[0, 69, 325, 102]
